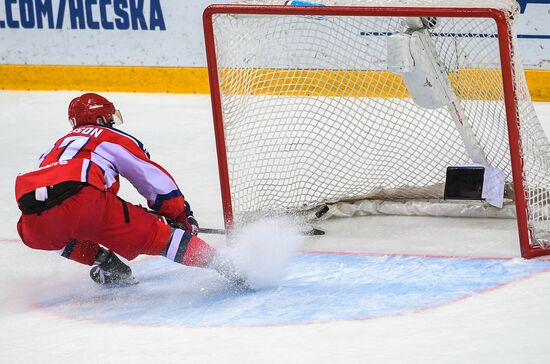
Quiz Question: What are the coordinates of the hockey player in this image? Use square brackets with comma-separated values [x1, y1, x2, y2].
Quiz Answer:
[15, 93, 245, 287]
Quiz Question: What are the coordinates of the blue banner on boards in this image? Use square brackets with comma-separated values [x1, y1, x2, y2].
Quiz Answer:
[0, 0, 166, 30]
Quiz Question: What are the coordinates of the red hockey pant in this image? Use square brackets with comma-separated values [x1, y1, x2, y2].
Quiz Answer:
[17, 186, 214, 267]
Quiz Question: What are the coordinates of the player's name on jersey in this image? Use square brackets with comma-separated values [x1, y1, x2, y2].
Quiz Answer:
[73, 126, 103, 138]
[0, 0, 166, 30]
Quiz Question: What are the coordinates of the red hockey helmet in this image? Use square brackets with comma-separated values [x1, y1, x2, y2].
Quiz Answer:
[68, 93, 123, 129]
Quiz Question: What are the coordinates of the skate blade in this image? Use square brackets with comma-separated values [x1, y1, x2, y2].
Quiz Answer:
[227, 280, 255, 294]
[100, 277, 139, 288]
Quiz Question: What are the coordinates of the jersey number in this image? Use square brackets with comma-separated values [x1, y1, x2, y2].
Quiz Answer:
[58, 136, 90, 161]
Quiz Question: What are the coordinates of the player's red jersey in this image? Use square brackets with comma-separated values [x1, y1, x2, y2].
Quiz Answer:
[15, 124, 186, 220]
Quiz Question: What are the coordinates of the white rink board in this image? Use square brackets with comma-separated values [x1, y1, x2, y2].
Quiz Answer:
[0, 0, 548, 68]
[0, 0, 226, 67]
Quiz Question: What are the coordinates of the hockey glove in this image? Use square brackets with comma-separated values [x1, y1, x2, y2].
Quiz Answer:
[187, 214, 200, 236]
[172, 201, 199, 235]
[184, 200, 199, 235]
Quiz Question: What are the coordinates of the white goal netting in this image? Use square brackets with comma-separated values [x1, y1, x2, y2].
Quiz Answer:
[206, 0, 550, 252]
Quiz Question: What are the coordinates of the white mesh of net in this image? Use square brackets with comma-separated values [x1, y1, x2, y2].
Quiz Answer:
[208, 2, 550, 249]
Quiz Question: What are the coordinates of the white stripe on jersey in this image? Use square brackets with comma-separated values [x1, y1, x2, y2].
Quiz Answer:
[166, 229, 184, 261]
[93, 142, 179, 202]
[90, 153, 117, 188]
[80, 159, 90, 183]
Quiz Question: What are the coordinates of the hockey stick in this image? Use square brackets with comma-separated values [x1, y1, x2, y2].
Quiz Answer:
[198, 227, 227, 235]
[148, 209, 325, 236]
[199, 226, 325, 236]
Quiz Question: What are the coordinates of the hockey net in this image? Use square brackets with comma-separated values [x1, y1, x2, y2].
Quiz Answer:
[203, 0, 550, 258]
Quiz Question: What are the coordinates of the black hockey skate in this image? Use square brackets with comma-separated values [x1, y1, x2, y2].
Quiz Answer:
[206, 253, 253, 292]
[90, 248, 137, 287]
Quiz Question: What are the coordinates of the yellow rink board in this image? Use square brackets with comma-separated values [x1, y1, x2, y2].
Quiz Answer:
[1, 64, 549, 101]
[0, 65, 211, 94]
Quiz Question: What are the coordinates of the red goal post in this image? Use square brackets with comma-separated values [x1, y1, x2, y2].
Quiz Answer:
[203, 2, 550, 259]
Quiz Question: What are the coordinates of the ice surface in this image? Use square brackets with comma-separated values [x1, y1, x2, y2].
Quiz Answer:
[1, 91, 550, 363]
[28, 253, 550, 327]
